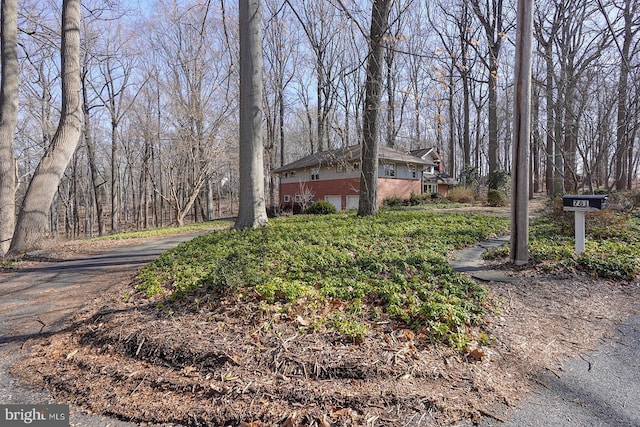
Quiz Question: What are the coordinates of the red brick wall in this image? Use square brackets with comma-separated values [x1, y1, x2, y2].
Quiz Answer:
[377, 178, 422, 204]
[279, 177, 421, 209]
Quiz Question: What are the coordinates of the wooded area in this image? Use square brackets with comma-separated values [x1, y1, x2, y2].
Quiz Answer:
[0, 0, 639, 255]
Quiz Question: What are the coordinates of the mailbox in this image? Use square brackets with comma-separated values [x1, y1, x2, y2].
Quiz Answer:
[562, 194, 608, 212]
[562, 194, 608, 254]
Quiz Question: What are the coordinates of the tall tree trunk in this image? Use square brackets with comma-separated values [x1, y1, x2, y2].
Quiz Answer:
[82, 76, 106, 236]
[614, 0, 634, 191]
[510, 0, 533, 266]
[532, 83, 541, 194]
[10, 0, 82, 254]
[111, 120, 120, 232]
[235, 0, 268, 230]
[0, 0, 18, 257]
[385, 44, 396, 148]
[358, 0, 392, 217]
[543, 41, 556, 195]
[448, 70, 455, 176]
[487, 58, 499, 185]
[469, 0, 504, 189]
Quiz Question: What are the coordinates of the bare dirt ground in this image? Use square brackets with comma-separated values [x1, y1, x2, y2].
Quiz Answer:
[3, 206, 640, 426]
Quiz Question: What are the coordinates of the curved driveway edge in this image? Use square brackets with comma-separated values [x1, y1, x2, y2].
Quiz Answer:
[1, 232, 204, 426]
[452, 238, 640, 427]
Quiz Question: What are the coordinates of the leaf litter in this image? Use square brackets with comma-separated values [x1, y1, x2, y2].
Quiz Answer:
[11, 264, 639, 426]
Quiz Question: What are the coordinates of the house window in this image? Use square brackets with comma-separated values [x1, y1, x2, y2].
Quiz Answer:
[337, 164, 347, 173]
[425, 166, 435, 175]
[424, 184, 437, 194]
[353, 162, 360, 170]
[383, 163, 396, 177]
[410, 165, 417, 178]
[290, 171, 296, 177]
[310, 169, 320, 180]
[295, 194, 302, 202]
[283, 195, 291, 203]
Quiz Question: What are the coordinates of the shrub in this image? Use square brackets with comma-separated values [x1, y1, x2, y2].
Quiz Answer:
[408, 193, 431, 206]
[447, 187, 476, 203]
[306, 200, 337, 215]
[487, 189, 508, 207]
[459, 166, 480, 189]
[383, 196, 404, 207]
[488, 169, 511, 193]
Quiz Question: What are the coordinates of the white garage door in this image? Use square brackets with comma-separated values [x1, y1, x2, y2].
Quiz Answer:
[346, 195, 359, 210]
[324, 195, 342, 211]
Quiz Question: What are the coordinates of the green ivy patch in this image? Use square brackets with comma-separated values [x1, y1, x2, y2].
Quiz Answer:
[136, 210, 509, 348]
[487, 207, 640, 280]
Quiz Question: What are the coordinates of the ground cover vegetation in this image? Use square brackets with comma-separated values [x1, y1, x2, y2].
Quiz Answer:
[90, 220, 235, 241]
[137, 210, 509, 348]
[485, 196, 640, 280]
[12, 201, 640, 425]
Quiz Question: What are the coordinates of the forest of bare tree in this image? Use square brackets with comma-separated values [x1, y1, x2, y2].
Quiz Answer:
[0, 0, 639, 255]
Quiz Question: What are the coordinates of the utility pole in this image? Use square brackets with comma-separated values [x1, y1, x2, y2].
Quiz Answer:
[510, 0, 534, 265]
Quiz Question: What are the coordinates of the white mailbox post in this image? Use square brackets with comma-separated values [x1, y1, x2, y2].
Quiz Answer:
[562, 195, 608, 254]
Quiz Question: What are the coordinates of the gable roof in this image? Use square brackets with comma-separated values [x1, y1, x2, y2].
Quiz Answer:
[273, 144, 435, 173]
[410, 147, 441, 163]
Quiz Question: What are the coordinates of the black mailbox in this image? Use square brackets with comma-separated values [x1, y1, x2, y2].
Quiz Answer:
[562, 194, 608, 212]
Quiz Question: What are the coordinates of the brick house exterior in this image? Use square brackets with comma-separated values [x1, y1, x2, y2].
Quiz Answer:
[273, 145, 443, 211]
[410, 148, 458, 197]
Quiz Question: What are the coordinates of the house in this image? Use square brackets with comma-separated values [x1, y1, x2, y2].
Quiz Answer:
[410, 148, 458, 197]
[273, 144, 448, 211]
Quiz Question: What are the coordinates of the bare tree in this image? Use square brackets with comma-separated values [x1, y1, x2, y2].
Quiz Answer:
[0, 0, 18, 256]
[610, 0, 640, 190]
[146, 0, 235, 227]
[534, 0, 563, 195]
[263, 0, 297, 208]
[358, 0, 392, 217]
[235, 0, 268, 229]
[10, 0, 82, 254]
[468, 0, 509, 189]
[92, 25, 140, 233]
[286, 0, 343, 153]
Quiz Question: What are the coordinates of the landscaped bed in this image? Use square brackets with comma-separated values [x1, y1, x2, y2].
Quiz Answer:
[12, 204, 640, 426]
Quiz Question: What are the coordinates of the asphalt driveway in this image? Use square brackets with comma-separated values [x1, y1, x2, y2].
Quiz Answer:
[0, 233, 203, 426]
[1, 233, 638, 426]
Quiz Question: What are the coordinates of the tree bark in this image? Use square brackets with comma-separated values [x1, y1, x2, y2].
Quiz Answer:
[0, 0, 18, 257]
[510, 0, 533, 266]
[469, 0, 504, 189]
[358, 0, 392, 217]
[81, 63, 106, 236]
[614, 0, 635, 191]
[10, 0, 83, 254]
[235, 0, 268, 230]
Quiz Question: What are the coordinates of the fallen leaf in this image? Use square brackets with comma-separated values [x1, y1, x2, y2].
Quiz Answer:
[295, 315, 309, 326]
[467, 347, 485, 362]
[183, 365, 197, 375]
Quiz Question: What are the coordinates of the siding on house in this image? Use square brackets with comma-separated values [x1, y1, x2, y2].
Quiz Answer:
[274, 144, 433, 210]
[279, 177, 360, 210]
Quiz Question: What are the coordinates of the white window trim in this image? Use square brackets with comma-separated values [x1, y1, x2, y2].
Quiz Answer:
[383, 162, 396, 178]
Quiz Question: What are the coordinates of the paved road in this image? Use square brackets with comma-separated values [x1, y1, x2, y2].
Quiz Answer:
[2, 234, 638, 426]
[452, 238, 640, 427]
[0, 233, 202, 426]
[477, 315, 640, 427]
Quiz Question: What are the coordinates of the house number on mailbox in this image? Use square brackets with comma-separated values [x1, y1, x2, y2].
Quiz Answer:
[573, 200, 589, 207]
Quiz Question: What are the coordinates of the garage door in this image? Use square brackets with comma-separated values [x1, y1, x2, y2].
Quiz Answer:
[346, 195, 359, 210]
[324, 195, 342, 211]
